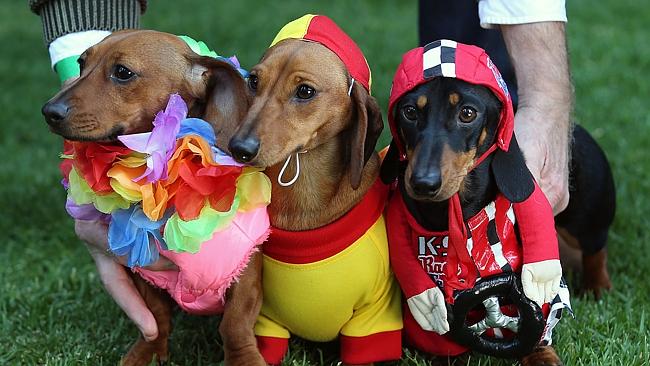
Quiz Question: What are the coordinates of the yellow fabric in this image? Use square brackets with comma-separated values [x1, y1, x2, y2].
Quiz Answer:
[107, 163, 146, 202]
[236, 168, 272, 211]
[269, 14, 315, 47]
[255, 216, 403, 341]
[68, 167, 131, 213]
[140, 181, 169, 221]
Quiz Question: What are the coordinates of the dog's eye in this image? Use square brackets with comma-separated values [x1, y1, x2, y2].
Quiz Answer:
[77, 57, 85, 73]
[459, 106, 477, 123]
[248, 75, 259, 91]
[296, 84, 315, 100]
[402, 105, 418, 121]
[112, 64, 136, 82]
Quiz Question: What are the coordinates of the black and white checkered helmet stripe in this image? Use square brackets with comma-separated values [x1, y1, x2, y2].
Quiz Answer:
[423, 39, 458, 78]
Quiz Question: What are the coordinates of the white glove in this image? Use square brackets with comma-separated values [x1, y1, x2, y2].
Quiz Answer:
[521, 259, 562, 307]
[406, 287, 449, 335]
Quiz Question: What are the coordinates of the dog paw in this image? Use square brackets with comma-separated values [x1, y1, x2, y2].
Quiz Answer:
[224, 355, 266, 366]
[120, 338, 169, 366]
[582, 250, 612, 300]
[520, 346, 563, 366]
[582, 273, 612, 300]
[224, 345, 266, 366]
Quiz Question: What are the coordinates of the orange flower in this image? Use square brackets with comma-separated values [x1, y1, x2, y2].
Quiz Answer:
[166, 136, 242, 221]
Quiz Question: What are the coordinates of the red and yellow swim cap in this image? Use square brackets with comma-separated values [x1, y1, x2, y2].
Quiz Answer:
[270, 14, 372, 93]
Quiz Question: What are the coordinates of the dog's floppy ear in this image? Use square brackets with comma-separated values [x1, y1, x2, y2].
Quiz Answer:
[491, 135, 535, 203]
[187, 55, 251, 151]
[349, 83, 384, 190]
[380, 142, 401, 184]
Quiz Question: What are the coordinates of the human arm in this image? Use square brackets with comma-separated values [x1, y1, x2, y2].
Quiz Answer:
[29, 0, 146, 83]
[501, 21, 572, 214]
[477, 0, 572, 214]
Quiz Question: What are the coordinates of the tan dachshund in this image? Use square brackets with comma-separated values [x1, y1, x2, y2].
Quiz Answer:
[42, 30, 264, 366]
[229, 16, 402, 366]
[230, 40, 382, 230]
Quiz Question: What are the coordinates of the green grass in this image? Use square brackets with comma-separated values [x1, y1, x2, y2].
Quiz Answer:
[1, 0, 649, 365]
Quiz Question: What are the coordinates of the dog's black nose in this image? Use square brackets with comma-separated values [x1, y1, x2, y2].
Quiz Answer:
[411, 172, 442, 197]
[42, 101, 70, 126]
[229, 136, 260, 163]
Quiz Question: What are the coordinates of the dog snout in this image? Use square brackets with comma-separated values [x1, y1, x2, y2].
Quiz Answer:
[42, 100, 70, 127]
[410, 171, 442, 197]
[229, 135, 260, 163]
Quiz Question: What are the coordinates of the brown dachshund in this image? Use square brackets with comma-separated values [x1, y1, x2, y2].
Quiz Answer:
[230, 39, 382, 229]
[228, 17, 403, 365]
[42, 30, 265, 366]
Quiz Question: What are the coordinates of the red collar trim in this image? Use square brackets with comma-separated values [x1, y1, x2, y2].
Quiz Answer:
[264, 179, 388, 264]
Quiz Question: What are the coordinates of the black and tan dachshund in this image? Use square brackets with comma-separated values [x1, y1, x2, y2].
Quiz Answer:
[381, 77, 615, 365]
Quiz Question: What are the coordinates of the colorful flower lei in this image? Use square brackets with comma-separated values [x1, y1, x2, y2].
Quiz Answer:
[61, 94, 271, 267]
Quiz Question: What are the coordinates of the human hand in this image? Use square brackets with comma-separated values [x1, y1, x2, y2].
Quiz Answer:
[515, 107, 570, 214]
[521, 259, 562, 307]
[406, 286, 449, 334]
[75, 219, 176, 341]
[501, 22, 572, 214]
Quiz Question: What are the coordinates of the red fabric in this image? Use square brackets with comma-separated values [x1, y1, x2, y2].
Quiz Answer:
[402, 303, 468, 357]
[264, 180, 388, 264]
[256, 336, 288, 365]
[305, 15, 371, 92]
[445, 194, 476, 296]
[387, 41, 515, 160]
[387, 188, 558, 356]
[386, 192, 442, 299]
[59, 140, 74, 180]
[387, 189, 557, 303]
[69, 141, 131, 193]
[340, 330, 402, 364]
[466, 196, 522, 278]
[515, 183, 560, 264]
[171, 159, 240, 221]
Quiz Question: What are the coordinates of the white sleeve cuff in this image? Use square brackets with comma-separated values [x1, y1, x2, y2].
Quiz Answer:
[478, 0, 567, 29]
[48, 30, 112, 68]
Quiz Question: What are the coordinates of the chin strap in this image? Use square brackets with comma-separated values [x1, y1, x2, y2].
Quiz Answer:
[471, 143, 498, 171]
[277, 150, 308, 187]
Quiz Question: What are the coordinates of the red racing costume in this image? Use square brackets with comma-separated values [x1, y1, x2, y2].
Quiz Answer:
[385, 40, 571, 356]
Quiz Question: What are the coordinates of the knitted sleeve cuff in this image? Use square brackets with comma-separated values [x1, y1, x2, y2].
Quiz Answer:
[29, 0, 147, 46]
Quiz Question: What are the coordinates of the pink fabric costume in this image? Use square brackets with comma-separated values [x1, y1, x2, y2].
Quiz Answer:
[136, 207, 269, 314]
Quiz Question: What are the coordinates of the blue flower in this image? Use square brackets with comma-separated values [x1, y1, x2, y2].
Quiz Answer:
[108, 204, 169, 268]
[176, 118, 217, 145]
